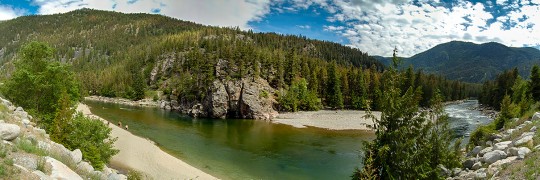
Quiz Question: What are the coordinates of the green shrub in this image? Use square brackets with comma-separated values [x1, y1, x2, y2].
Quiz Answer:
[127, 170, 143, 180]
[468, 124, 497, 150]
[278, 78, 321, 112]
[62, 113, 119, 170]
[16, 138, 47, 156]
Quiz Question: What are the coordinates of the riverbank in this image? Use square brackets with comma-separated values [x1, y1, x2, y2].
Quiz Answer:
[84, 96, 159, 107]
[273, 110, 380, 131]
[76, 103, 217, 180]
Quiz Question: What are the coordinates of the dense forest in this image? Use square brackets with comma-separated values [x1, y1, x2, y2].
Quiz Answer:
[0, 9, 480, 114]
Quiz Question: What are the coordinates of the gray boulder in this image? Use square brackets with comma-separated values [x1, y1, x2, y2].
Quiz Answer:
[462, 158, 478, 169]
[493, 141, 512, 150]
[71, 149, 82, 164]
[482, 150, 507, 165]
[506, 128, 516, 135]
[469, 146, 483, 157]
[507, 147, 519, 156]
[514, 133, 534, 146]
[0, 123, 20, 141]
[517, 147, 531, 160]
[479, 147, 493, 156]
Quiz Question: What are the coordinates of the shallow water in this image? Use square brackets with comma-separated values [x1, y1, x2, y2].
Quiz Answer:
[85, 101, 375, 180]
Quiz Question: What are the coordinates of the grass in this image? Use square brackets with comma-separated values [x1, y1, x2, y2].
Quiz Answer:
[15, 138, 47, 156]
[127, 170, 144, 180]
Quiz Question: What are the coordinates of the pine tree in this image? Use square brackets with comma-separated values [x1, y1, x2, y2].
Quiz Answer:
[530, 65, 540, 101]
[326, 61, 344, 109]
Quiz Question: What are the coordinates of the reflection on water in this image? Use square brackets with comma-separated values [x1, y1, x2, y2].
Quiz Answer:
[85, 100, 375, 180]
[446, 100, 493, 145]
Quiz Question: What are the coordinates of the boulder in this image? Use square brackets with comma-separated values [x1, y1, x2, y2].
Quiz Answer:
[479, 147, 493, 156]
[462, 158, 478, 169]
[517, 147, 531, 160]
[469, 146, 483, 157]
[77, 161, 94, 173]
[14, 156, 37, 170]
[452, 168, 462, 177]
[486, 141, 493, 147]
[71, 149, 82, 164]
[489, 156, 518, 168]
[507, 147, 519, 156]
[532, 112, 540, 121]
[46, 157, 83, 180]
[22, 118, 31, 125]
[513, 133, 534, 146]
[32, 170, 51, 180]
[493, 141, 512, 150]
[0, 123, 20, 141]
[471, 161, 482, 170]
[482, 150, 507, 165]
[531, 126, 537, 132]
[108, 173, 122, 180]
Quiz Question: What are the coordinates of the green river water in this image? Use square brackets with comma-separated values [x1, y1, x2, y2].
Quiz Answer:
[85, 101, 375, 180]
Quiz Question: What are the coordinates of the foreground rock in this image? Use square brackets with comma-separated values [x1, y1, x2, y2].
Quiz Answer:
[0, 123, 21, 141]
[46, 157, 83, 180]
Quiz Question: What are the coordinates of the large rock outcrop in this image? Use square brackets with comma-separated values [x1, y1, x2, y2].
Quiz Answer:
[203, 78, 278, 120]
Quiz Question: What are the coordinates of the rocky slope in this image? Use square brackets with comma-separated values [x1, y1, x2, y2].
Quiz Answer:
[444, 112, 540, 179]
[0, 97, 127, 179]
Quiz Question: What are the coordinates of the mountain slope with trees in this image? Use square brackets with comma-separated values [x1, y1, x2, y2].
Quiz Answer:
[375, 41, 540, 83]
[0, 9, 478, 119]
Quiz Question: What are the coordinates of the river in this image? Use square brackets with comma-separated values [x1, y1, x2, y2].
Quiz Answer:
[85, 99, 491, 180]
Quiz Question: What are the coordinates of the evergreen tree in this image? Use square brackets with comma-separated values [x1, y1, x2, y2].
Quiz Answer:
[530, 65, 540, 101]
[326, 61, 344, 109]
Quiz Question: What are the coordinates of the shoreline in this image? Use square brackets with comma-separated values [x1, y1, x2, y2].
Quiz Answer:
[273, 110, 380, 131]
[76, 103, 217, 180]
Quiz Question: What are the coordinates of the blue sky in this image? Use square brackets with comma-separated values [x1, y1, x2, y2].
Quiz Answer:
[0, 0, 539, 57]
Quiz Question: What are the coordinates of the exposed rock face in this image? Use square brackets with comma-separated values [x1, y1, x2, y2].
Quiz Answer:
[0, 123, 21, 141]
[191, 78, 278, 120]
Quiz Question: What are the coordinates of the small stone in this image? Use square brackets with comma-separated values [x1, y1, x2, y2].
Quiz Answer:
[531, 126, 537, 132]
[71, 149, 82, 164]
[532, 112, 540, 121]
[524, 121, 532, 125]
[493, 138, 502, 143]
[77, 161, 94, 173]
[472, 161, 482, 170]
[475, 172, 487, 179]
[22, 118, 30, 125]
[517, 147, 531, 160]
[511, 118, 519, 122]
[463, 158, 478, 169]
[486, 141, 493, 147]
[514, 134, 533, 146]
[479, 147, 493, 156]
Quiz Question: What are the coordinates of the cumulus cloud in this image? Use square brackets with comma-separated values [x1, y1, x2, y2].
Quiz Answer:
[297, 0, 540, 57]
[0, 5, 26, 20]
[32, 0, 272, 29]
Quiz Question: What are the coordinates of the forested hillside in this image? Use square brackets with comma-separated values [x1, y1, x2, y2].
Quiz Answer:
[0, 9, 478, 119]
[376, 41, 540, 83]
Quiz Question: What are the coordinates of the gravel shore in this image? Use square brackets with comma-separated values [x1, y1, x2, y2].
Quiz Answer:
[273, 110, 380, 131]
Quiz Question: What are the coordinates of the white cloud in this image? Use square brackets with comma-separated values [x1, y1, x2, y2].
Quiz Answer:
[304, 0, 540, 57]
[297, 25, 311, 29]
[32, 0, 272, 29]
[0, 5, 26, 20]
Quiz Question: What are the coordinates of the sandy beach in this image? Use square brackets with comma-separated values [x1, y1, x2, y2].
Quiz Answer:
[76, 103, 217, 180]
[273, 110, 381, 131]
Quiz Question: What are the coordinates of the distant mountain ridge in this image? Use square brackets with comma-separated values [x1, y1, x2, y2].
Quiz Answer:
[375, 41, 540, 83]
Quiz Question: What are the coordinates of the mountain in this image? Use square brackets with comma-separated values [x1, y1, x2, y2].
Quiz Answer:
[0, 8, 387, 119]
[392, 41, 540, 83]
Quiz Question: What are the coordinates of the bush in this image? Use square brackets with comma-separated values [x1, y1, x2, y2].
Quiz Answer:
[468, 124, 497, 150]
[278, 78, 321, 112]
[62, 113, 119, 170]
